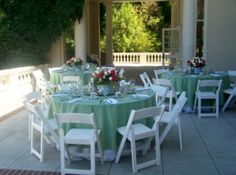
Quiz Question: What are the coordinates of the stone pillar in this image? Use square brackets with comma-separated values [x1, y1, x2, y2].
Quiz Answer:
[171, 0, 180, 28]
[47, 36, 65, 67]
[104, 0, 113, 66]
[74, 3, 87, 62]
[88, 0, 100, 61]
[182, 0, 195, 68]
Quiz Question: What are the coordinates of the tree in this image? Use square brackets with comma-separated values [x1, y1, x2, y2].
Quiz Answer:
[0, 0, 85, 69]
[101, 3, 155, 52]
[136, 1, 171, 51]
[100, 2, 171, 52]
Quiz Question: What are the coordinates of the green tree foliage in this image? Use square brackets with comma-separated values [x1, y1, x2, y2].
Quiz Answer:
[137, 1, 171, 51]
[101, 3, 154, 52]
[0, 0, 85, 69]
[100, 2, 171, 52]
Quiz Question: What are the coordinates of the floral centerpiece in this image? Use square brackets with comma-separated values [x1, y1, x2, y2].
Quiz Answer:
[187, 57, 206, 68]
[187, 57, 206, 74]
[66, 56, 83, 67]
[91, 67, 121, 95]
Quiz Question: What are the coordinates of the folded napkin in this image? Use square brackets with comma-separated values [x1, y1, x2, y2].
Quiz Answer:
[135, 87, 150, 91]
[68, 98, 81, 103]
[214, 71, 225, 74]
[51, 93, 69, 97]
[104, 98, 118, 104]
[132, 94, 149, 98]
[210, 73, 220, 77]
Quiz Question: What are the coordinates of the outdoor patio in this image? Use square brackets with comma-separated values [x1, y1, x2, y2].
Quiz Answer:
[0, 105, 236, 175]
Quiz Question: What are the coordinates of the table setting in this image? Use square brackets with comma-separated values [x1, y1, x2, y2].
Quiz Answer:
[49, 57, 96, 85]
[160, 58, 230, 110]
[48, 67, 156, 152]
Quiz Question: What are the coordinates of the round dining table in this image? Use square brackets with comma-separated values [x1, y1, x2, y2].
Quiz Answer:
[48, 89, 155, 151]
[161, 72, 230, 107]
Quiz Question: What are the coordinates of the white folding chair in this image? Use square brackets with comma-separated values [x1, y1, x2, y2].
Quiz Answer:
[23, 91, 48, 141]
[119, 68, 125, 77]
[153, 78, 180, 111]
[142, 92, 187, 155]
[158, 92, 187, 150]
[139, 72, 152, 88]
[221, 85, 236, 112]
[150, 84, 169, 106]
[58, 76, 81, 92]
[154, 69, 169, 79]
[228, 70, 236, 88]
[193, 80, 222, 118]
[55, 113, 104, 175]
[32, 69, 57, 97]
[115, 106, 165, 173]
[23, 102, 59, 162]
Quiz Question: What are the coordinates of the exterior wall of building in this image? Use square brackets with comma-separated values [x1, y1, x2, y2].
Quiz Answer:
[207, 0, 236, 71]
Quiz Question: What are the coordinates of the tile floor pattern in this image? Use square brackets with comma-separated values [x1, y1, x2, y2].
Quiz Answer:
[0, 107, 236, 175]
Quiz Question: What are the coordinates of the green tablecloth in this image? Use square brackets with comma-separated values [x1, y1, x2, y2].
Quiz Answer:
[161, 72, 230, 107]
[48, 90, 155, 150]
[49, 69, 93, 85]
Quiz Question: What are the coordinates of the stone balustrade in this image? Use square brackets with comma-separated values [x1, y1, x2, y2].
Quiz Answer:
[113, 52, 170, 66]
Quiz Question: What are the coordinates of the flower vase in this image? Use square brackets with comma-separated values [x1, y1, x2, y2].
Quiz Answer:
[194, 67, 202, 75]
[97, 83, 118, 95]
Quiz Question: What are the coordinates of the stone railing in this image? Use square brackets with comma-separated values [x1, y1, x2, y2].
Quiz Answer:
[113, 52, 170, 66]
[0, 65, 48, 119]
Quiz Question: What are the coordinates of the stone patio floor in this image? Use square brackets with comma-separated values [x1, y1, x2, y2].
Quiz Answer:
[0, 106, 236, 175]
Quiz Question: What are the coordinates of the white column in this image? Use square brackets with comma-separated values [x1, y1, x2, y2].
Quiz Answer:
[104, 0, 113, 66]
[182, 0, 195, 68]
[74, 4, 87, 62]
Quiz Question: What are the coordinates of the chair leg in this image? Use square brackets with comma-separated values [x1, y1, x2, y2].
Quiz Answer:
[91, 141, 95, 175]
[216, 98, 219, 118]
[40, 128, 44, 162]
[177, 118, 183, 151]
[60, 139, 65, 175]
[155, 125, 161, 165]
[169, 96, 173, 112]
[198, 98, 201, 118]
[193, 96, 197, 113]
[221, 95, 234, 112]
[28, 114, 31, 141]
[115, 135, 127, 163]
[131, 139, 137, 173]
[30, 122, 33, 154]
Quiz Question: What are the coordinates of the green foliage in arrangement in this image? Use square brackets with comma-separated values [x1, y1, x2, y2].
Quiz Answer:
[0, 0, 85, 69]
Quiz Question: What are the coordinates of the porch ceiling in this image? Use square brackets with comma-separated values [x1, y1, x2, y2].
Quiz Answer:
[99, 0, 169, 3]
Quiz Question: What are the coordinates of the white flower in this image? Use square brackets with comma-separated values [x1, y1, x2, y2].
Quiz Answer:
[109, 77, 112, 81]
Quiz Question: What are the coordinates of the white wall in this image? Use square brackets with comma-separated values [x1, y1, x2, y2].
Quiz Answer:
[207, 0, 236, 71]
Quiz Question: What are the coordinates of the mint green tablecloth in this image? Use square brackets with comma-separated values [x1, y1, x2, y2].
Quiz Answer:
[161, 72, 230, 107]
[48, 90, 155, 150]
[49, 69, 93, 85]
